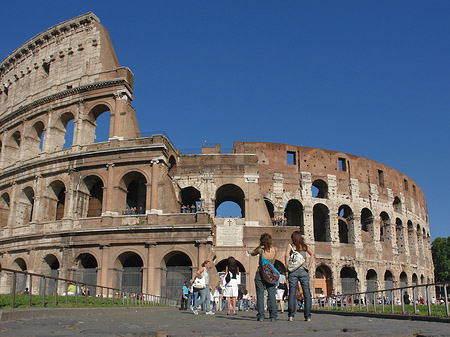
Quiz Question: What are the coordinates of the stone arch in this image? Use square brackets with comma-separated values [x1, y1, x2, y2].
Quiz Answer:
[264, 198, 274, 219]
[85, 103, 113, 144]
[315, 265, 333, 296]
[215, 184, 245, 218]
[180, 186, 201, 213]
[416, 224, 423, 255]
[360, 208, 374, 242]
[40, 254, 60, 295]
[379, 212, 390, 243]
[366, 269, 378, 292]
[407, 220, 415, 255]
[45, 180, 66, 221]
[12, 258, 28, 292]
[54, 111, 76, 151]
[5, 130, 21, 166]
[393, 196, 402, 213]
[119, 171, 147, 213]
[311, 179, 328, 198]
[384, 270, 394, 290]
[395, 218, 406, 253]
[284, 199, 304, 231]
[399, 271, 408, 287]
[313, 203, 330, 242]
[0, 192, 10, 228]
[17, 186, 35, 225]
[79, 175, 104, 217]
[412, 273, 419, 299]
[74, 252, 98, 294]
[338, 205, 354, 244]
[114, 251, 144, 294]
[216, 258, 247, 291]
[340, 266, 357, 294]
[167, 155, 177, 176]
[28, 120, 46, 156]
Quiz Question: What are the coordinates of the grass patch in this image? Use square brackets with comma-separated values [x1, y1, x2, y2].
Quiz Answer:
[319, 304, 449, 317]
[0, 294, 168, 309]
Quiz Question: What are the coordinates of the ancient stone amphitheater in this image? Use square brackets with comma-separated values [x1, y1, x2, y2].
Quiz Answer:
[0, 13, 433, 300]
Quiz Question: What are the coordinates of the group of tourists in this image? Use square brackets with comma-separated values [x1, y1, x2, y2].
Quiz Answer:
[186, 230, 314, 322]
[123, 207, 144, 215]
[181, 203, 204, 213]
[271, 217, 288, 226]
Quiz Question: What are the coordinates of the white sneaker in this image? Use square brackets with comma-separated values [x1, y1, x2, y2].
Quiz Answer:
[305, 318, 311, 322]
[206, 311, 215, 315]
[288, 316, 293, 322]
[192, 308, 198, 315]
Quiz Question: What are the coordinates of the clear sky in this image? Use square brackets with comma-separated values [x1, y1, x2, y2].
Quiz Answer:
[2, 1, 449, 240]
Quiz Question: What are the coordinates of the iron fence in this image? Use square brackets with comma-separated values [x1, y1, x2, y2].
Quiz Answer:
[314, 281, 450, 318]
[0, 267, 177, 309]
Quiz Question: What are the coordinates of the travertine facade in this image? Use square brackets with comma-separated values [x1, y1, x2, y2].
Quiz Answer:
[0, 13, 433, 300]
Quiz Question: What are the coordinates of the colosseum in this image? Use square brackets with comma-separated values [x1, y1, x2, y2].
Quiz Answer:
[0, 13, 434, 300]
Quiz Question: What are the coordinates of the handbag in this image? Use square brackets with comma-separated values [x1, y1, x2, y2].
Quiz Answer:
[260, 247, 280, 284]
[288, 244, 305, 272]
[193, 275, 206, 289]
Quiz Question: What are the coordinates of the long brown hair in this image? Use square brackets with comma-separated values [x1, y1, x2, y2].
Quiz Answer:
[291, 231, 307, 251]
[201, 260, 210, 267]
[260, 233, 272, 251]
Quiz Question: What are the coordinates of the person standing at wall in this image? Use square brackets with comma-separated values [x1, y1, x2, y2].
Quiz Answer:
[285, 230, 314, 322]
[181, 281, 189, 310]
[222, 256, 240, 315]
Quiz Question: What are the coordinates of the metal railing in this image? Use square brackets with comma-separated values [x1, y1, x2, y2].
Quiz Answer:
[314, 281, 450, 317]
[0, 267, 177, 308]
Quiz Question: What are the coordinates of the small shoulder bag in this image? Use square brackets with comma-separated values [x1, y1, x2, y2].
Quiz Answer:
[287, 244, 306, 272]
[260, 248, 280, 284]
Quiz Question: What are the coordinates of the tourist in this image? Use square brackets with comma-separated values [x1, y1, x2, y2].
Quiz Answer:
[285, 230, 314, 322]
[192, 260, 214, 315]
[249, 233, 278, 321]
[242, 289, 250, 311]
[181, 281, 189, 310]
[276, 275, 287, 313]
[222, 256, 239, 315]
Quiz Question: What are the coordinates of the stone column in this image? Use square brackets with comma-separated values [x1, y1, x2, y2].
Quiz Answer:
[105, 163, 115, 214]
[99, 245, 111, 296]
[150, 160, 160, 213]
[145, 243, 157, 294]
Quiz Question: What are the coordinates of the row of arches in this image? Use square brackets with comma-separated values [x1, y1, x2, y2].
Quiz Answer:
[0, 104, 111, 167]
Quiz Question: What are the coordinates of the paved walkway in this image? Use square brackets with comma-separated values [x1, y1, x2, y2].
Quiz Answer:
[0, 307, 448, 336]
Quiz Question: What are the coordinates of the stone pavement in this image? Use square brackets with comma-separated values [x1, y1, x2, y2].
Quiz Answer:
[0, 307, 448, 337]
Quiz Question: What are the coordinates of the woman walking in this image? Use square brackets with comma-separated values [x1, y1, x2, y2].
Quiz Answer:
[192, 260, 215, 315]
[249, 233, 278, 321]
[285, 230, 314, 322]
[222, 256, 240, 315]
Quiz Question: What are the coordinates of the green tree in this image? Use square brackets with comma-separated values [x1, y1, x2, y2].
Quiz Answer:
[431, 237, 450, 282]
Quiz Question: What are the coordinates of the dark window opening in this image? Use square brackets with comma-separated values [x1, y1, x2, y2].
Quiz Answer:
[338, 158, 347, 171]
[377, 170, 384, 187]
[42, 62, 50, 75]
[287, 151, 296, 165]
[404, 179, 408, 191]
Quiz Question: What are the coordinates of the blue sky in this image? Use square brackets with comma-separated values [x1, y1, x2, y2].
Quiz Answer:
[2, 1, 449, 240]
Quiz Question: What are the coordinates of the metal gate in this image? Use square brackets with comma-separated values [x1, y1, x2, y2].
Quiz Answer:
[341, 278, 356, 294]
[116, 267, 143, 294]
[73, 268, 97, 295]
[161, 266, 192, 302]
[39, 270, 59, 295]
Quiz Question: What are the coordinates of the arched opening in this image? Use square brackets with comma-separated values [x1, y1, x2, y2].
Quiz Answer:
[416, 224, 423, 256]
[315, 265, 332, 296]
[115, 252, 143, 294]
[46, 181, 66, 221]
[5, 131, 21, 166]
[216, 258, 247, 292]
[400, 271, 408, 297]
[161, 251, 193, 302]
[168, 155, 177, 176]
[366, 269, 378, 293]
[17, 187, 34, 225]
[384, 270, 394, 290]
[340, 267, 357, 294]
[74, 253, 98, 295]
[338, 205, 354, 244]
[265, 199, 274, 220]
[284, 199, 304, 231]
[0, 193, 10, 228]
[313, 203, 330, 242]
[395, 218, 405, 253]
[360, 208, 373, 242]
[120, 172, 147, 214]
[40, 254, 60, 295]
[311, 179, 328, 198]
[29, 121, 45, 155]
[62, 113, 75, 149]
[87, 104, 111, 144]
[180, 186, 201, 213]
[215, 184, 245, 218]
[393, 196, 402, 213]
[380, 212, 390, 243]
[79, 176, 104, 217]
[412, 273, 419, 299]
[407, 221, 415, 255]
[12, 258, 27, 292]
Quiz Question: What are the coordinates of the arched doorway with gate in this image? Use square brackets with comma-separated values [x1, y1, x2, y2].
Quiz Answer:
[114, 252, 144, 294]
[315, 265, 333, 296]
[161, 251, 192, 303]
